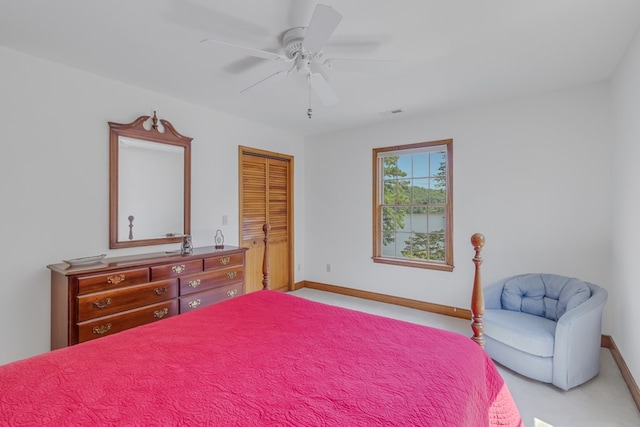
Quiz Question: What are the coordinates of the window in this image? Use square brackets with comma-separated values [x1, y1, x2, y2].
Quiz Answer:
[372, 139, 453, 271]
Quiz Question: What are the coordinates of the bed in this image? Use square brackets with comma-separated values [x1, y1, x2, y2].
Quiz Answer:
[0, 232, 522, 426]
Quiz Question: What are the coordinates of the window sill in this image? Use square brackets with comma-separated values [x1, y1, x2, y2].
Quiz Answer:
[372, 257, 454, 272]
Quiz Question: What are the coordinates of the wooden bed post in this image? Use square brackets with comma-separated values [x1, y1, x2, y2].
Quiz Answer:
[470, 233, 486, 347]
[262, 223, 271, 290]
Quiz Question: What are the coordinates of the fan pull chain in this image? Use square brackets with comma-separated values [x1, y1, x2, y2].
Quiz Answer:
[307, 75, 313, 119]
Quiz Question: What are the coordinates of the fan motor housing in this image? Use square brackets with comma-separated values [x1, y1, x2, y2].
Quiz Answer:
[282, 27, 306, 58]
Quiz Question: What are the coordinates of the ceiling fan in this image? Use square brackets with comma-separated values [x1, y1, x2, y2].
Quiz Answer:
[202, 3, 394, 118]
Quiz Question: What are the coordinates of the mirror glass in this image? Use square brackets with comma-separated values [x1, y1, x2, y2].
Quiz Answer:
[109, 114, 192, 249]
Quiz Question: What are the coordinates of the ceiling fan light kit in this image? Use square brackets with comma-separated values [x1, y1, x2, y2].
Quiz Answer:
[203, 3, 394, 118]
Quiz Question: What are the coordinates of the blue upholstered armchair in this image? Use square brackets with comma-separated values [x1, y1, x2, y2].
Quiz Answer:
[483, 273, 608, 391]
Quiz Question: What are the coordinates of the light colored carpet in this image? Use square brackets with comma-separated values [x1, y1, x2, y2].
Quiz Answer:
[290, 288, 640, 427]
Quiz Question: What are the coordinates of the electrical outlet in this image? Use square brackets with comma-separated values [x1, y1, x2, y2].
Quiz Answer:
[222, 215, 228, 225]
[326, 264, 331, 272]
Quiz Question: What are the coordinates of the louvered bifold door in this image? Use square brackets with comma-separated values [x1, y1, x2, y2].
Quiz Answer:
[240, 149, 292, 293]
[264, 158, 290, 292]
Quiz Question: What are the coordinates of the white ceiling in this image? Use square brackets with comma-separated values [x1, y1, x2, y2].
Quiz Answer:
[2, 0, 639, 137]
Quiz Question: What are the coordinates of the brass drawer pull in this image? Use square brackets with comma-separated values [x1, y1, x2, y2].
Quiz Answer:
[92, 324, 112, 335]
[154, 308, 169, 319]
[188, 279, 201, 288]
[227, 289, 238, 298]
[219, 257, 230, 265]
[171, 264, 186, 274]
[93, 298, 112, 309]
[107, 274, 125, 285]
[226, 271, 237, 280]
[188, 299, 201, 309]
[154, 287, 167, 295]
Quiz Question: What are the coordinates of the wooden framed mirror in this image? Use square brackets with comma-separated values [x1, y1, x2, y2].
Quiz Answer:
[109, 112, 192, 249]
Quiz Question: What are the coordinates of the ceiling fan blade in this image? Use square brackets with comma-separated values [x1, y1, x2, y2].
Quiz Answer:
[324, 58, 399, 72]
[201, 39, 285, 61]
[302, 4, 343, 53]
[240, 69, 290, 94]
[309, 73, 339, 106]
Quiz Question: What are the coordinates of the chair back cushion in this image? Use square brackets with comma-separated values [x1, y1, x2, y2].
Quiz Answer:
[501, 274, 591, 320]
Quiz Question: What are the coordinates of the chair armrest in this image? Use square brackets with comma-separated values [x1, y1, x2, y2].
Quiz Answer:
[552, 282, 608, 390]
[484, 280, 505, 309]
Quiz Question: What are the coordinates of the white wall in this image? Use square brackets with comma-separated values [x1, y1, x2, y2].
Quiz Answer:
[611, 27, 640, 388]
[0, 46, 306, 365]
[305, 82, 613, 328]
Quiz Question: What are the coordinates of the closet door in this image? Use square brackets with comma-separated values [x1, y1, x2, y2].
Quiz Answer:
[239, 147, 293, 293]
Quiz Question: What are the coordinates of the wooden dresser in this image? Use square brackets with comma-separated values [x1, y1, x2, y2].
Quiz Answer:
[48, 246, 247, 349]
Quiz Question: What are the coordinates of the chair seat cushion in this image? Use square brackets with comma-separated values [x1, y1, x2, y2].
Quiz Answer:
[484, 309, 557, 357]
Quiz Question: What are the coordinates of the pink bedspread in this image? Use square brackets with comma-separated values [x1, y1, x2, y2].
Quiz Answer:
[0, 291, 522, 426]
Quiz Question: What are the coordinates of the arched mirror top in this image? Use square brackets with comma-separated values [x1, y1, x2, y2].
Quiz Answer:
[109, 112, 192, 249]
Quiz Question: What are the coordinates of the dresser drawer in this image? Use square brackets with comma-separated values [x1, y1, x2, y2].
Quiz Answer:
[179, 282, 243, 313]
[179, 266, 242, 296]
[184, 265, 244, 295]
[77, 268, 149, 295]
[77, 279, 178, 322]
[77, 300, 178, 343]
[150, 259, 202, 280]
[204, 253, 244, 270]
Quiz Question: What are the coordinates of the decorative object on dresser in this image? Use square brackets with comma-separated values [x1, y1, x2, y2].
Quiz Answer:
[48, 246, 247, 349]
[180, 234, 193, 254]
[214, 229, 225, 249]
[109, 111, 192, 249]
[62, 254, 107, 267]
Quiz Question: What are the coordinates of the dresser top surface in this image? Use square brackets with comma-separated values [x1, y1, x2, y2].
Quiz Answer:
[47, 246, 247, 276]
